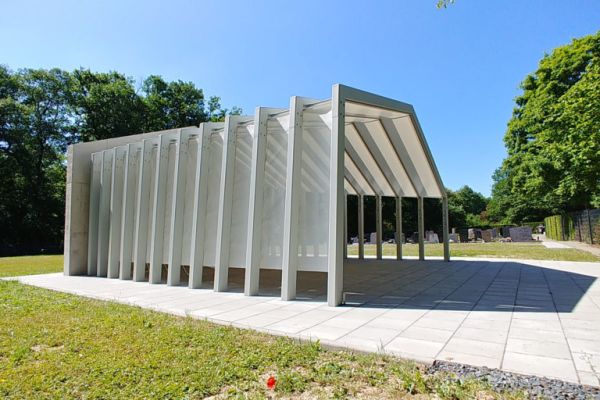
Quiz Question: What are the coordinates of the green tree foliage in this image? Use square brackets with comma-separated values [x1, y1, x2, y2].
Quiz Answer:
[489, 32, 600, 223]
[0, 67, 71, 253]
[0, 66, 239, 254]
[71, 69, 146, 141]
[141, 75, 207, 131]
[446, 186, 489, 229]
[436, 0, 455, 9]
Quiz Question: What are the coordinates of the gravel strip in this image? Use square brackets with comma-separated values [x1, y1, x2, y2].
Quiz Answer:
[428, 360, 600, 399]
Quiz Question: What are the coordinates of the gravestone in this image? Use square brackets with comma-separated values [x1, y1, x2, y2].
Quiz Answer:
[394, 232, 405, 244]
[468, 228, 482, 241]
[410, 232, 420, 243]
[369, 232, 377, 244]
[509, 226, 532, 242]
[426, 231, 439, 243]
[449, 233, 459, 242]
[481, 229, 493, 242]
[458, 229, 469, 243]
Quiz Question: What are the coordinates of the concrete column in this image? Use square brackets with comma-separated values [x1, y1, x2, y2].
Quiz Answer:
[395, 196, 402, 260]
[108, 146, 127, 279]
[167, 131, 191, 286]
[189, 124, 215, 289]
[132, 139, 155, 282]
[281, 97, 304, 301]
[245, 108, 269, 296]
[358, 194, 364, 260]
[97, 149, 113, 277]
[442, 196, 450, 262]
[87, 153, 101, 276]
[327, 85, 345, 306]
[418, 196, 425, 261]
[343, 193, 348, 259]
[376, 195, 383, 260]
[214, 117, 238, 292]
[149, 134, 172, 284]
[119, 143, 141, 280]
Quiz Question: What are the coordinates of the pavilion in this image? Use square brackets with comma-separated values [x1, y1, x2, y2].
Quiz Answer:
[64, 84, 449, 306]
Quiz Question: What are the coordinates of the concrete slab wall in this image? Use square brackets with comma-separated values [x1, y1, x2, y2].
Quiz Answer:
[64, 128, 182, 275]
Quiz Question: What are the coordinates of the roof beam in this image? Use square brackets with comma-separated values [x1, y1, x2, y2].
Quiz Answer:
[344, 139, 386, 196]
[408, 113, 447, 197]
[344, 167, 367, 195]
[352, 122, 405, 198]
[336, 84, 414, 114]
[379, 117, 426, 197]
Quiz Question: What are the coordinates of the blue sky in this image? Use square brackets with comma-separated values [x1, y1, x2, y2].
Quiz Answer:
[1, 1, 598, 196]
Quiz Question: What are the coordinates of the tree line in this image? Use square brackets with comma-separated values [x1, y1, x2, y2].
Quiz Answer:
[0, 66, 240, 255]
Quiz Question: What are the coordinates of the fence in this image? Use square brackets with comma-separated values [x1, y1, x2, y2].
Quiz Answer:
[545, 209, 600, 245]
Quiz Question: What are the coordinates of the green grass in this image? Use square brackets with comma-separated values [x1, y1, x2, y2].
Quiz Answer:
[0, 281, 526, 399]
[0, 255, 63, 278]
[347, 242, 600, 262]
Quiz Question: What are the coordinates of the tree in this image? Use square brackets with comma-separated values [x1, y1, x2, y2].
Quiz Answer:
[0, 66, 240, 255]
[452, 185, 488, 216]
[206, 96, 242, 122]
[71, 69, 146, 141]
[490, 31, 600, 223]
[0, 67, 72, 253]
[141, 75, 207, 131]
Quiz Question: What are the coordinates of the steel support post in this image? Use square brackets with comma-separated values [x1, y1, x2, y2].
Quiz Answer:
[418, 196, 425, 261]
[396, 196, 402, 260]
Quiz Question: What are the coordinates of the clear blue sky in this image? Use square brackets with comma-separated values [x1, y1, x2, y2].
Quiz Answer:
[1, 1, 598, 196]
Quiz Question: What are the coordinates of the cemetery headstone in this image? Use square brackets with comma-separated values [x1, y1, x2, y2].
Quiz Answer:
[426, 231, 439, 243]
[458, 229, 469, 243]
[369, 232, 377, 244]
[509, 226, 532, 242]
[481, 229, 493, 242]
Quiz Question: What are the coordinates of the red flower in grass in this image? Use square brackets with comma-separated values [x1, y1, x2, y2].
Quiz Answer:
[266, 376, 276, 390]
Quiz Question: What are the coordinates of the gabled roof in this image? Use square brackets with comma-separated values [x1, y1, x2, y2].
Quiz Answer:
[337, 84, 445, 198]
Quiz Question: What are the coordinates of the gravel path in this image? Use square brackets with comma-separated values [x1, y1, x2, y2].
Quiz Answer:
[428, 361, 600, 399]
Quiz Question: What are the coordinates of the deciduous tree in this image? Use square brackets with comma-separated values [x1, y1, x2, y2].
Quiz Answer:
[490, 32, 600, 223]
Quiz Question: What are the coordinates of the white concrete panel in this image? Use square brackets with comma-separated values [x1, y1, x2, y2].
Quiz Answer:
[297, 108, 331, 273]
[149, 134, 175, 283]
[260, 113, 289, 270]
[87, 153, 101, 276]
[96, 149, 113, 277]
[228, 123, 254, 267]
[119, 143, 141, 279]
[107, 146, 127, 278]
[202, 129, 223, 267]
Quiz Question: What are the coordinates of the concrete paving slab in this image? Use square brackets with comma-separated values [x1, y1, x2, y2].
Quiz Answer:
[453, 326, 508, 344]
[502, 352, 579, 383]
[506, 338, 571, 360]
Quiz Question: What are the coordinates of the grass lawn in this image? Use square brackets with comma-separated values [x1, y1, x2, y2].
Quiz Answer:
[0, 255, 63, 278]
[347, 242, 600, 262]
[0, 259, 527, 399]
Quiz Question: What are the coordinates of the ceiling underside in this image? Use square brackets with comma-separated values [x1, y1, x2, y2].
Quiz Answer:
[342, 101, 443, 199]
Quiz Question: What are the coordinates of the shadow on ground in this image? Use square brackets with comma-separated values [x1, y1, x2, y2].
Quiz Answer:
[159, 258, 596, 314]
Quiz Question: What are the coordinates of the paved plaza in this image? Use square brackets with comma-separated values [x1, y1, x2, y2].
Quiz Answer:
[9, 257, 600, 386]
